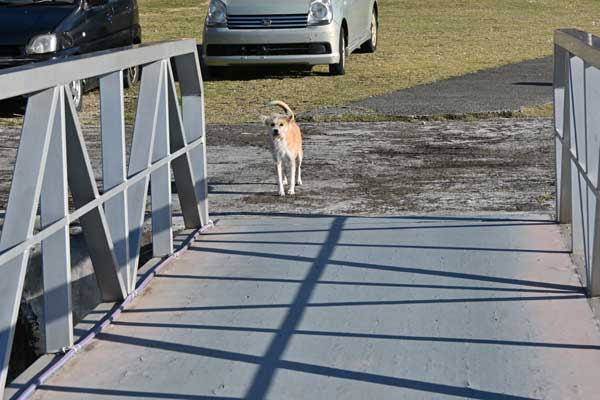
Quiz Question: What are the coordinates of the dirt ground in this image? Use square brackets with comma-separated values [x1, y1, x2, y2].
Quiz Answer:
[0, 118, 555, 217]
[205, 119, 555, 216]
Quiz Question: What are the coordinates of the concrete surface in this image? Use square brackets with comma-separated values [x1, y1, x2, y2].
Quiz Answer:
[302, 57, 553, 119]
[25, 214, 600, 400]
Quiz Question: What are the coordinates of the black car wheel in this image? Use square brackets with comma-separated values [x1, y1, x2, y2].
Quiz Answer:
[124, 65, 140, 88]
[329, 27, 347, 76]
[361, 9, 378, 53]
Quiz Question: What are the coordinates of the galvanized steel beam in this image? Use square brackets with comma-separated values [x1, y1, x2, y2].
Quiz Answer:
[151, 60, 174, 257]
[167, 63, 204, 229]
[41, 87, 73, 354]
[0, 88, 59, 391]
[0, 40, 199, 101]
[100, 71, 131, 290]
[127, 60, 164, 292]
[175, 53, 209, 226]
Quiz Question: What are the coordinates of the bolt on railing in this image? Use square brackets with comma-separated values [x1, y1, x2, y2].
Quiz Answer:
[554, 29, 600, 296]
[0, 40, 209, 394]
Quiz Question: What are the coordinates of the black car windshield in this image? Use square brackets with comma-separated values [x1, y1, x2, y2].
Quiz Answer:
[0, 0, 77, 5]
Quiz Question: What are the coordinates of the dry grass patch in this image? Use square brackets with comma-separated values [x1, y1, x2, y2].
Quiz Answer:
[1, 0, 598, 126]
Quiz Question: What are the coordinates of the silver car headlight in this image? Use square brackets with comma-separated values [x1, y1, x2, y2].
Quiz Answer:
[206, 0, 227, 27]
[26, 34, 58, 55]
[308, 0, 333, 25]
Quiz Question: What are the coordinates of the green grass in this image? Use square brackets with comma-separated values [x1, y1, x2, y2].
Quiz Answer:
[1, 0, 598, 126]
[136, 0, 599, 123]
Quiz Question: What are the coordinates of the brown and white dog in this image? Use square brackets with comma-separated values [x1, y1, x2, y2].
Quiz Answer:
[263, 100, 303, 196]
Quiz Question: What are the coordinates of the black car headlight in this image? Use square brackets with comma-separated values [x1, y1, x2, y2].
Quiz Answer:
[26, 34, 58, 55]
[206, 0, 227, 27]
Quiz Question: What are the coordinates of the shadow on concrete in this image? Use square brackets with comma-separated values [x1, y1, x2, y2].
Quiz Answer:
[195, 238, 571, 254]
[38, 385, 237, 399]
[209, 211, 556, 223]
[108, 320, 600, 351]
[11, 213, 585, 400]
[81, 330, 538, 400]
[154, 274, 575, 294]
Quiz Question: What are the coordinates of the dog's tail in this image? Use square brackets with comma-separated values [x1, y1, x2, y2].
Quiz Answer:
[267, 100, 295, 119]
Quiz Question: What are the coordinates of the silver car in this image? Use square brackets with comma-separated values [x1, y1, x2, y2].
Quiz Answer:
[202, 0, 379, 76]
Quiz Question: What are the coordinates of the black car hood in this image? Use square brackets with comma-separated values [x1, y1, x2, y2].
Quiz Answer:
[0, 5, 75, 46]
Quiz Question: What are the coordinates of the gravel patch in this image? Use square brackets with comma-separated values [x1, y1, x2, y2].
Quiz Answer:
[206, 119, 555, 216]
[0, 119, 555, 217]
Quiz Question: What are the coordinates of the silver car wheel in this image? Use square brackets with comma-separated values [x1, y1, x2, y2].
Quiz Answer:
[127, 66, 138, 84]
[125, 65, 140, 88]
[329, 28, 347, 75]
[341, 36, 346, 67]
[371, 13, 378, 48]
[69, 80, 82, 111]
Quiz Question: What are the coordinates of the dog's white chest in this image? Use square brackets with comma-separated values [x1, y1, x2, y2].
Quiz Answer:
[271, 138, 292, 160]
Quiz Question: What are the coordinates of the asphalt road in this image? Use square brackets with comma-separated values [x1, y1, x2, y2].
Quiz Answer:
[357, 57, 553, 116]
[302, 57, 553, 120]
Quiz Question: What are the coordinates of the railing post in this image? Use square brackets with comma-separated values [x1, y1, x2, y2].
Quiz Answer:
[127, 60, 165, 291]
[151, 60, 174, 257]
[174, 52, 210, 227]
[41, 87, 73, 353]
[555, 44, 572, 224]
[568, 54, 588, 277]
[587, 64, 600, 296]
[100, 70, 131, 290]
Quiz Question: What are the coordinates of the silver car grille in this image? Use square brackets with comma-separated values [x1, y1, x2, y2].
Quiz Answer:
[227, 14, 308, 29]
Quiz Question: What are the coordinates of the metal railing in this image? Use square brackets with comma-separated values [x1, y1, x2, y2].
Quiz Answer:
[554, 29, 600, 296]
[0, 40, 209, 393]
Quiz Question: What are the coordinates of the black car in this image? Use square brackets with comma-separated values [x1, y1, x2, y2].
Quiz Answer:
[0, 0, 142, 110]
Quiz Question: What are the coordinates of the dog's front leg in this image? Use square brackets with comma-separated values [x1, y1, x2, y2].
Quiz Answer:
[276, 159, 285, 196]
[288, 156, 296, 195]
[297, 152, 303, 186]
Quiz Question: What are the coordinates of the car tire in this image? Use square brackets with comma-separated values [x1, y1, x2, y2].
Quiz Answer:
[361, 9, 378, 53]
[200, 57, 222, 81]
[206, 66, 227, 81]
[124, 65, 140, 88]
[69, 79, 83, 112]
[329, 27, 347, 76]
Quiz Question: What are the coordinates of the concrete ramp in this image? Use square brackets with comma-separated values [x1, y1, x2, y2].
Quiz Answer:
[29, 215, 600, 400]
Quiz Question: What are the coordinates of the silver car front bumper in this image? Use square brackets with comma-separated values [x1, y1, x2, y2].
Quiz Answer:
[202, 23, 340, 66]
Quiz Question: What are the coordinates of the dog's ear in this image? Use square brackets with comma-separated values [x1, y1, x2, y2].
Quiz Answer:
[260, 115, 270, 126]
[286, 115, 295, 123]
